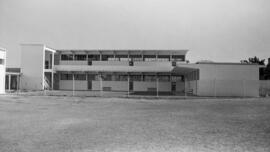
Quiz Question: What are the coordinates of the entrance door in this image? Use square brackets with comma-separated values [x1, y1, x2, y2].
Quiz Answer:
[171, 82, 176, 91]
[87, 74, 96, 90]
[10, 75, 18, 90]
[129, 81, 133, 91]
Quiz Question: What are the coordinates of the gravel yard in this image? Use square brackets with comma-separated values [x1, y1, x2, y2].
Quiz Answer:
[0, 95, 270, 152]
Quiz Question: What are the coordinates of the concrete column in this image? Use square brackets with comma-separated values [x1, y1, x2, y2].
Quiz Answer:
[100, 73, 103, 96]
[127, 74, 130, 97]
[52, 52, 54, 69]
[99, 51, 102, 61]
[156, 75, 159, 97]
[51, 52, 54, 90]
[8, 74, 11, 91]
[242, 79, 245, 98]
[214, 78, 216, 97]
[72, 73, 75, 96]
[184, 76, 187, 98]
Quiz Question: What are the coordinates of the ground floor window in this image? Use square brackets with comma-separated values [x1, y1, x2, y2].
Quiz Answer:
[144, 75, 156, 81]
[61, 74, 73, 80]
[158, 75, 170, 82]
[102, 74, 112, 81]
[171, 75, 183, 82]
[75, 74, 86, 80]
[130, 75, 141, 81]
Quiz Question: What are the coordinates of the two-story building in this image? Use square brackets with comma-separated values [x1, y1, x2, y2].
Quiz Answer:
[13, 44, 262, 97]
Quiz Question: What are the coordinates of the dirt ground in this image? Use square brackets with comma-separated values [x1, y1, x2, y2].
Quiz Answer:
[0, 95, 270, 152]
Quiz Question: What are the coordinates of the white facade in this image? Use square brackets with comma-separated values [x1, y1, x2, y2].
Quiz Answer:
[0, 48, 6, 94]
[20, 44, 55, 91]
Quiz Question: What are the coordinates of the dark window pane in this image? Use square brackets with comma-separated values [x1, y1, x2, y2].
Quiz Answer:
[74, 55, 86, 61]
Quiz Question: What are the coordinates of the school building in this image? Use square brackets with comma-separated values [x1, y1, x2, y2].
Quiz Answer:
[1, 44, 264, 97]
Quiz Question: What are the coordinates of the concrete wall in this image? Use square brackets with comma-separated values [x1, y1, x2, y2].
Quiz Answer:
[197, 80, 259, 97]
[133, 81, 171, 92]
[59, 80, 87, 90]
[20, 44, 44, 90]
[0, 50, 6, 94]
[92, 81, 128, 91]
[178, 63, 261, 97]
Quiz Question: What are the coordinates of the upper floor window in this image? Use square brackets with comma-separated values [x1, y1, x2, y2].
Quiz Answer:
[157, 55, 170, 62]
[143, 55, 156, 62]
[61, 54, 73, 61]
[172, 55, 185, 61]
[115, 55, 128, 61]
[102, 55, 114, 61]
[74, 55, 86, 61]
[130, 55, 142, 61]
[88, 55, 100, 61]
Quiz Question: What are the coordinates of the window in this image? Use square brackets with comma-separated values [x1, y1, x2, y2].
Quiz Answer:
[143, 55, 156, 62]
[88, 55, 100, 61]
[171, 75, 183, 82]
[157, 55, 170, 62]
[130, 55, 142, 61]
[75, 74, 86, 80]
[144, 75, 156, 81]
[119, 75, 128, 81]
[102, 55, 114, 61]
[74, 55, 86, 61]
[61, 54, 73, 61]
[0, 59, 5, 65]
[158, 75, 170, 82]
[102, 74, 112, 81]
[130, 75, 141, 81]
[61, 74, 73, 80]
[172, 55, 185, 61]
[115, 55, 128, 61]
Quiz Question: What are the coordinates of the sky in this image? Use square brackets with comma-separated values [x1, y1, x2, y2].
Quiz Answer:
[0, 0, 270, 67]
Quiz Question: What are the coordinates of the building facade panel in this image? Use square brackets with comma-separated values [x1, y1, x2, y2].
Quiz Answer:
[0, 48, 6, 94]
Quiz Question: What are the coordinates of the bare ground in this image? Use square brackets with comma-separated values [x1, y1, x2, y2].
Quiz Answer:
[0, 95, 270, 152]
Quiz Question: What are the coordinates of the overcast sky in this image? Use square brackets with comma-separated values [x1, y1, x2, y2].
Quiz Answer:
[0, 0, 269, 67]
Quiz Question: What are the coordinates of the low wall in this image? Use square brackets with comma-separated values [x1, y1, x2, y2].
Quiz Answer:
[59, 80, 88, 90]
[92, 81, 128, 91]
[133, 81, 171, 92]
